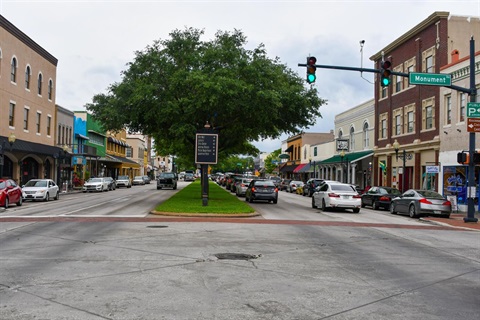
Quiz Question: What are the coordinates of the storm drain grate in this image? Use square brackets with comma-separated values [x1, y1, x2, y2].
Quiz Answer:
[214, 253, 261, 260]
[146, 225, 169, 228]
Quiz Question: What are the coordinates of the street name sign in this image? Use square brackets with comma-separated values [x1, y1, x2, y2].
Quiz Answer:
[467, 102, 480, 118]
[466, 118, 480, 133]
[409, 72, 452, 86]
[195, 133, 218, 164]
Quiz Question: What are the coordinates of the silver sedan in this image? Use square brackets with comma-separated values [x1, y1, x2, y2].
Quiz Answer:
[390, 189, 452, 218]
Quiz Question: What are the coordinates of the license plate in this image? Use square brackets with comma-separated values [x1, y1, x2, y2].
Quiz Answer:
[342, 195, 350, 199]
[433, 210, 441, 214]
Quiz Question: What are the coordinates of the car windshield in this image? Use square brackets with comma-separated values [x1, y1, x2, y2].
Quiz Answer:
[118, 176, 128, 180]
[25, 180, 47, 187]
[254, 181, 275, 187]
[134, 176, 143, 179]
[0, 181, 5, 189]
[160, 173, 175, 178]
[417, 190, 444, 199]
[89, 178, 102, 182]
[331, 184, 356, 192]
[380, 187, 401, 195]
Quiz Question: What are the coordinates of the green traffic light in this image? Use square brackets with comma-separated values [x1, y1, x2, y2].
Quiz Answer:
[381, 76, 390, 86]
[307, 74, 316, 83]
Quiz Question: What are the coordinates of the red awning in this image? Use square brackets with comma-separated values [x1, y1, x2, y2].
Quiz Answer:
[293, 163, 307, 173]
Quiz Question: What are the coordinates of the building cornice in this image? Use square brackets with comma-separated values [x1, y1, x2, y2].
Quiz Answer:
[370, 11, 449, 61]
[0, 14, 58, 66]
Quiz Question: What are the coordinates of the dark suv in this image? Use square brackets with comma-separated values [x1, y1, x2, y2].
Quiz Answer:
[157, 172, 178, 190]
[303, 178, 324, 197]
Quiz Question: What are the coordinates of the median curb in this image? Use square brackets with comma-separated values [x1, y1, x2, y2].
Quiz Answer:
[149, 210, 261, 218]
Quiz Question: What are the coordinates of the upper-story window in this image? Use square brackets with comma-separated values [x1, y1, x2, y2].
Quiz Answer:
[338, 129, 343, 139]
[395, 115, 402, 135]
[445, 95, 452, 125]
[9, 102, 15, 127]
[37, 73, 43, 95]
[459, 93, 466, 122]
[394, 64, 403, 93]
[313, 146, 317, 157]
[47, 116, 52, 136]
[407, 111, 414, 133]
[363, 122, 369, 148]
[48, 79, 53, 100]
[11, 57, 17, 83]
[422, 97, 435, 131]
[404, 57, 416, 88]
[36, 112, 41, 134]
[23, 107, 29, 130]
[422, 46, 436, 73]
[25, 66, 31, 89]
[349, 127, 355, 151]
[379, 113, 388, 139]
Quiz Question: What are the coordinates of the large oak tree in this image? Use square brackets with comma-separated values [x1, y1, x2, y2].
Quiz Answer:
[86, 28, 326, 163]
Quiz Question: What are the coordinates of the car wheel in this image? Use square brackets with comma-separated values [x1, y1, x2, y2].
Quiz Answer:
[312, 197, 316, 209]
[321, 199, 327, 211]
[361, 200, 366, 208]
[55, 191, 60, 200]
[441, 214, 451, 219]
[3, 197, 9, 209]
[373, 200, 379, 210]
[273, 199, 277, 204]
[390, 203, 396, 214]
[173, 185, 177, 190]
[409, 205, 418, 218]
[157, 187, 161, 190]
[44, 193, 49, 202]
[16, 196, 22, 206]
[353, 208, 360, 213]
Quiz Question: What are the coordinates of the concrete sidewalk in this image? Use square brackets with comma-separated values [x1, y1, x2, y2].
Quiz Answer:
[422, 213, 480, 231]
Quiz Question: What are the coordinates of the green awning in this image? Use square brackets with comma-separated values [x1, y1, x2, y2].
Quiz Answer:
[319, 150, 373, 165]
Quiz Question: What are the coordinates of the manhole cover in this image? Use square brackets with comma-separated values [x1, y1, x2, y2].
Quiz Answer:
[214, 253, 261, 260]
[146, 225, 168, 228]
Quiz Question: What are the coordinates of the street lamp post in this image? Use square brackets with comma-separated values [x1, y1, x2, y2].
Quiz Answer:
[339, 150, 347, 183]
[393, 139, 412, 193]
[0, 133, 16, 178]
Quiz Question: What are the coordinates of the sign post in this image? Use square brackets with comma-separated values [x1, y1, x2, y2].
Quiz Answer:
[196, 126, 218, 206]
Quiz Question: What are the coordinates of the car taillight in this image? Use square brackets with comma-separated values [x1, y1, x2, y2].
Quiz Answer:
[241, 184, 246, 187]
[353, 194, 362, 199]
[251, 187, 256, 192]
[419, 198, 432, 204]
[443, 200, 452, 206]
[328, 193, 340, 198]
[379, 196, 390, 201]
[274, 188, 278, 192]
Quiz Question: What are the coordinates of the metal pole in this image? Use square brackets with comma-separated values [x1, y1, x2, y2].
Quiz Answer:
[402, 150, 406, 193]
[465, 37, 478, 223]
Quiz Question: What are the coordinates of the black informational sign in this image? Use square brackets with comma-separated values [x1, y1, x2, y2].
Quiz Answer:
[195, 133, 218, 164]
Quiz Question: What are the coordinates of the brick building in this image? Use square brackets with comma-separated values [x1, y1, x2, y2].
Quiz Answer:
[369, 12, 480, 192]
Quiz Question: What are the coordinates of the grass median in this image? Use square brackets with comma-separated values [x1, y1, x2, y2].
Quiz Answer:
[153, 180, 256, 215]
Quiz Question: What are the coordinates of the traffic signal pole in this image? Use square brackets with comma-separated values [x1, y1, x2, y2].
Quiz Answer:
[299, 38, 478, 223]
[466, 37, 478, 222]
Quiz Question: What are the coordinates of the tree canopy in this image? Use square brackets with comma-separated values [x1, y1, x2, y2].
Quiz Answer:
[86, 28, 326, 164]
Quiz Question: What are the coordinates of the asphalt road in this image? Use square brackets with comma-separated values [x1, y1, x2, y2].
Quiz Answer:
[0, 183, 479, 319]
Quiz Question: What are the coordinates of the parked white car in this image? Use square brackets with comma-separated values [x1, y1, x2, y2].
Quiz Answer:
[22, 179, 60, 201]
[312, 181, 361, 213]
[116, 175, 132, 188]
[287, 180, 304, 193]
[82, 177, 109, 193]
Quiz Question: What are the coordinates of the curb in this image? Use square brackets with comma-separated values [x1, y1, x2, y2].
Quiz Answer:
[420, 217, 480, 232]
[150, 210, 261, 218]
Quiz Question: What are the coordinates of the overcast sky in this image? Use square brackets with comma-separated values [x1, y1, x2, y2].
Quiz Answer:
[2, 0, 479, 153]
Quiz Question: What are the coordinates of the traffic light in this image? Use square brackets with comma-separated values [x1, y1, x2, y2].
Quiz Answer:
[306, 56, 317, 84]
[380, 60, 392, 87]
[457, 152, 469, 164]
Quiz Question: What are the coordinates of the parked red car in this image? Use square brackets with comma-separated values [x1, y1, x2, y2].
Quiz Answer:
[0, 179, 23, 209]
